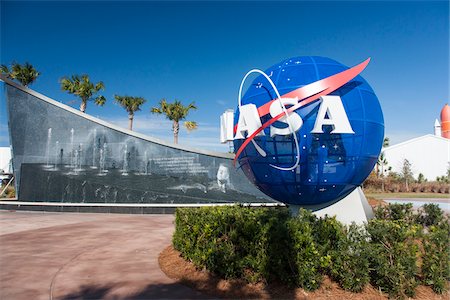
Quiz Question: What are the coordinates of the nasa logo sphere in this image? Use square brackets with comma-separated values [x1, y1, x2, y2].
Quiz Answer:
[233, 56, 384, 205]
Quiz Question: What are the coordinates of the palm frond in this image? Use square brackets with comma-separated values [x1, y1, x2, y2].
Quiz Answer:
[95, 81, 105, 92]
[0, 65, 11, 77]
[4, 62, 40, 86]
[115, 95, 146, 113]
[150, 107, 162, 114]
[60, 74, 106, 111]
[184, 121, 198, 132]
[95, 95, 106, 106]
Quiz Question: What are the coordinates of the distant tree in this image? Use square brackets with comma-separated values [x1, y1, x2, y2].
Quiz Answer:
[114, 95, 146, 131]
[60, 75, 106, 113]
[378, 153, 390, 191]
[417, 173, 426, 184]
[1, 62, 40, 87]
[376, 137, 390, 177]
[436, 175, 449, 184]
[150, 99, 197, 144]
[400, 159, 414, 192]
[388, 171, 401, 181]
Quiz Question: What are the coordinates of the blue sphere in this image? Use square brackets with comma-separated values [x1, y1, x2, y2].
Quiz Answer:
[234, 56, 384, 205]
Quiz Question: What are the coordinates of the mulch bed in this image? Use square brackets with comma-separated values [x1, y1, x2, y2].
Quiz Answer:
[159, 245, 448, 299]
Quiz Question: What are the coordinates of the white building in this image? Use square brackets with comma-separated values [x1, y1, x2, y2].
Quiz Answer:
[0, 147, 12, 186]
[382, 134, 449, 181]
[0, 147, 12, 174]
[383, 105, 450, 181]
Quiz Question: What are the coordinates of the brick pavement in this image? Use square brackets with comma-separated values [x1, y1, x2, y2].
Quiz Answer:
[0, 211, 212, 300]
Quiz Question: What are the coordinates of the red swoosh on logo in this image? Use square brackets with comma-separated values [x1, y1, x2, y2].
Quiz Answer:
[233, 58, 371, 166]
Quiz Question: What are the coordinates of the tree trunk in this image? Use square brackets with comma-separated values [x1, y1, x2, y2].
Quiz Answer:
[129, 114, 134, 131]
[80, 100, 87, 113]
[173, 120, 179, 144]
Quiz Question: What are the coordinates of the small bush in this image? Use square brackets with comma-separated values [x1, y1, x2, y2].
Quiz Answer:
[421, 222, 450, 293]
[312, 214, 346, 261]
[373, 203, 415, 224]
[366, 219, 420, 298]
[173, 205, 291, 282]
[287, 209, 323, 290]
[410, 183, 420, 193]
[430, 183, 439, 193]
[438, 185, 447, 193]
[0, 184, 15, 198]
[329, 224, 370, 292]
[416, 203, 444, 227]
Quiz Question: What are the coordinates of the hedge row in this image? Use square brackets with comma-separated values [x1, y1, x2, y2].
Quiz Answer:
[173, 203, 450, 299]
[363, 176, 450, 193]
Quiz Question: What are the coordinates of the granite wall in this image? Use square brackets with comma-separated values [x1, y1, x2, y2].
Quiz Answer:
[4, 78, 275, 204]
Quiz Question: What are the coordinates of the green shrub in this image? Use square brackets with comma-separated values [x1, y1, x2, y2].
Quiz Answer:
[312, 215, 346, 267]
[173, 203, 447, 298]
[329, 224, 370, 292]
[366, 219, 420, 299]
[421, 222, 450, 294]
[374, 203, 415, 224]
[287, 209, 323, 290]
[416, 203, 444, 227]
[173, 205, 291, 282]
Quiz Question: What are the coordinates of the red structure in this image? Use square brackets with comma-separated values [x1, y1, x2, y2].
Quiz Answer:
[441, 104, 450, 139]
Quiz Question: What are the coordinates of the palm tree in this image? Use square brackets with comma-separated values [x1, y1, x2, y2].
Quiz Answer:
[60, 75, 106, 113]
[0, 65, 10, 76]
[114, 95, 146, 131]
[1, 62, 40, 87]
[150, 99, 198, 144]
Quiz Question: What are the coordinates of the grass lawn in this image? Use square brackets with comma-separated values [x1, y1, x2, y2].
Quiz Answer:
[366, 192, 450, 199]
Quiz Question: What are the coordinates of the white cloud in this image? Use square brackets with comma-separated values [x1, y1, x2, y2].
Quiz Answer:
[104, 115, 228, 152]
[180, 136, 229, 152]
[216, 100, 227, 106]
[105, 116, 220, 134]
[105, 115, 171, 131]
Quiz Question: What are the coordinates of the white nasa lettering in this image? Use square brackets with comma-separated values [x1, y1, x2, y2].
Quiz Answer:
[233, 95, 354, 140]
[311, 95, 355, 134]
[234, 104, 266, 139]
[269, 98, 303, 137]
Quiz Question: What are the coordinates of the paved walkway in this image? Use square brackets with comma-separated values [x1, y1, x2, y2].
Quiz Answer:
[0, 211, 211, 300]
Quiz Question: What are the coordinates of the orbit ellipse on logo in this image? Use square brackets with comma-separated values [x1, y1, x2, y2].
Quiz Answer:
[233, 56, 384, 205]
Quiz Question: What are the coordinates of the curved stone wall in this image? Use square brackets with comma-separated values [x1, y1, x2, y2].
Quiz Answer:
[3, 77, 275, 204]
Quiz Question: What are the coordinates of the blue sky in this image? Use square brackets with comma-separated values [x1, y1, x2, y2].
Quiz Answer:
[1, 0, 448, 151]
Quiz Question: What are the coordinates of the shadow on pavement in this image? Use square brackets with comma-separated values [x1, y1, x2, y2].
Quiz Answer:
[59, 282, 213, 300]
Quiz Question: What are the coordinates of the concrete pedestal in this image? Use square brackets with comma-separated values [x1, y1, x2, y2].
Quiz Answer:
[289, 187, 373, 225]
